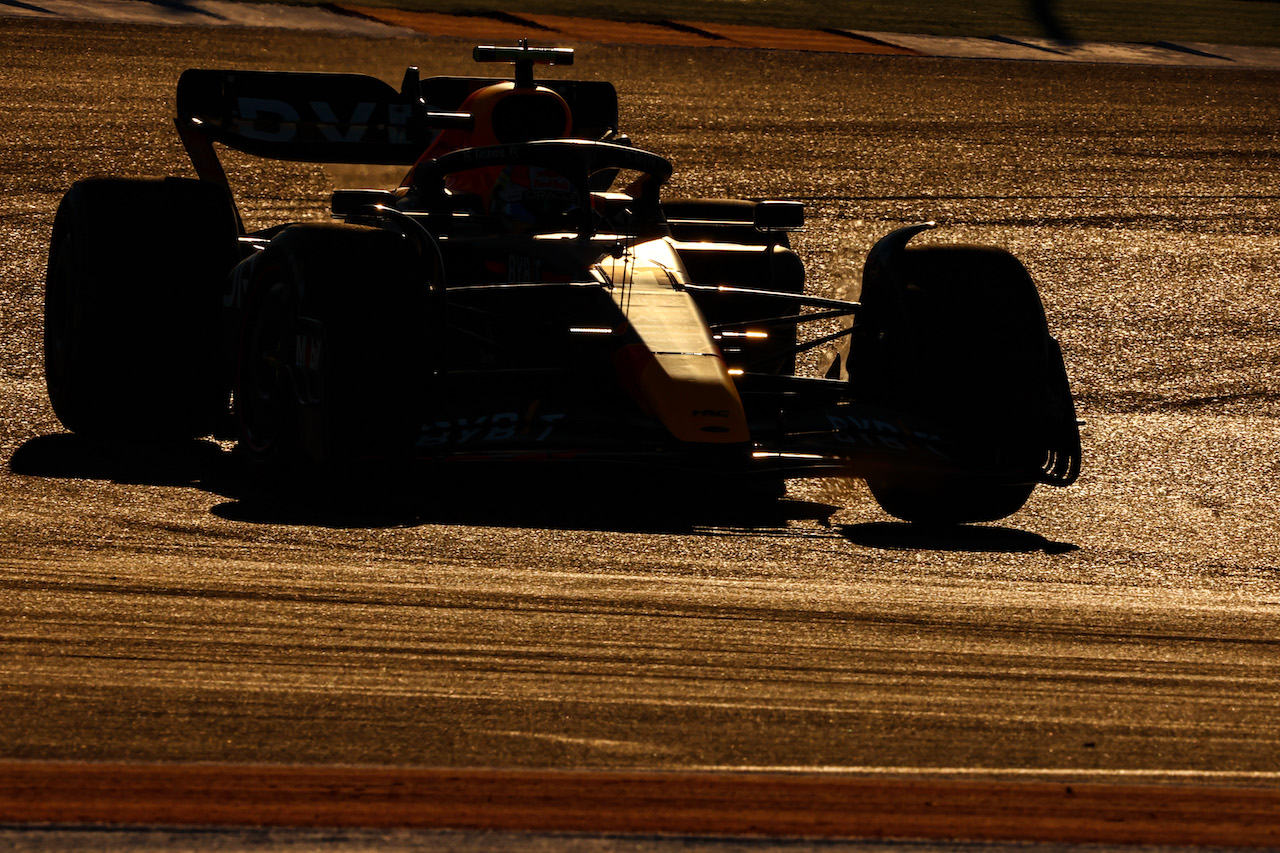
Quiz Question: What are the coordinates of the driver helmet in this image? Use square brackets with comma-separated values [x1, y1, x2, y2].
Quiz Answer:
[402, 82, 574, 202]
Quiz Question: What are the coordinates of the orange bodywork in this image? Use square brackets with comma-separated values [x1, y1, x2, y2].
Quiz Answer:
[402, 81, 574, 207]
[600, 240, 749, 444]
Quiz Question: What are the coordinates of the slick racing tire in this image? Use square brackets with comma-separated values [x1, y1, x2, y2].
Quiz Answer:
[867, 475, 1034, 526]
[235, 223, 431, 484]
[855, 245, 1056, 525]
[44, 177, 239, 440]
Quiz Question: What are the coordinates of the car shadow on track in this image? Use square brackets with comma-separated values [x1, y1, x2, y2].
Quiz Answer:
[9, 433, 840, 534]
[11, 434, 1080, 548]
[211, 492, 840, 534]
[840, 521, 1077, 554]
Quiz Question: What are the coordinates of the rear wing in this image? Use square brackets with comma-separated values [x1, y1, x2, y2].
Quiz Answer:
[175, 66, 620, 171]
[175, 66, 470, 168]
[174, 63, 622, 230]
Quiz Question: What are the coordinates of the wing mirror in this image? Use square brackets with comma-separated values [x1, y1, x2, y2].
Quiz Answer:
[754, 200, 804, 232]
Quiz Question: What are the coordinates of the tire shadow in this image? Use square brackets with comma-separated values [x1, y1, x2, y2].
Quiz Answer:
[9, 432, 227, 488]
[841, 520, 1077, 554]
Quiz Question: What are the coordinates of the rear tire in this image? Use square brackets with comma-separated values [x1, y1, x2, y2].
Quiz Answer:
[44, 177, 239, 440]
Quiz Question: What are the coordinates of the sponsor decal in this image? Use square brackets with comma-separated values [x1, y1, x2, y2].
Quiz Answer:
[508, 254, 542, 282]
[825, 413, 946, 456]
[462, 145, 522, 163]
[415, 409, 566, 448]
[291, 318, 325, 404]
[235, 98, 409, 144]
[294, 331, 322, 371]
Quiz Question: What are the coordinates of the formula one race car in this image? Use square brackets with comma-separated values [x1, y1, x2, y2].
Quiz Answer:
[43, 43, 1080, 524]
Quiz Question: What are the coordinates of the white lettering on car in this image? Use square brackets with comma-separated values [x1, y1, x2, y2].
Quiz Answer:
[309, 101, 376, 143]
[825, 413, 946, 454]
[236, 98, 300, 142]
[294, 333, 321, 371]
[235, 99, 405, 144]
[415, 411, 565, 448]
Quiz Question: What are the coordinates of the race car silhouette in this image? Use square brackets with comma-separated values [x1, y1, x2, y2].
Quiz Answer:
[44, 43, 1080, 523]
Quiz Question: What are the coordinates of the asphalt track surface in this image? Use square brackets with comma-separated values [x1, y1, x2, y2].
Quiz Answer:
[3, 12, 1280, 851]
[7, 0, 1280, 68]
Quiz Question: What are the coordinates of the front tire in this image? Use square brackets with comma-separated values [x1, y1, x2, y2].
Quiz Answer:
[867, 475, 1035, 526]
[851, 241, 1077, 524]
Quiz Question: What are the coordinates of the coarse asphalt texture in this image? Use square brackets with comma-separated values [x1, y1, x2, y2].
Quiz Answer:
[5, 0, 1280, 68]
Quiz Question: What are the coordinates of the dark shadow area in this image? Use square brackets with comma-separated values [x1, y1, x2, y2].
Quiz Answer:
[9, 432, 839, 534]
[841, 520, 1078, 554]
[210, 490, 840, 534]
[12, 435, 1072, 549]
[10, 432, 227, 489]
[986, 34, 1072, 55]
[1153, 41, 1231, 60]
[1, 1, 54, 13]
[1027, 0, 1076, 44]
[151, 0, 226, 21]
[210, 455, 846, 532]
